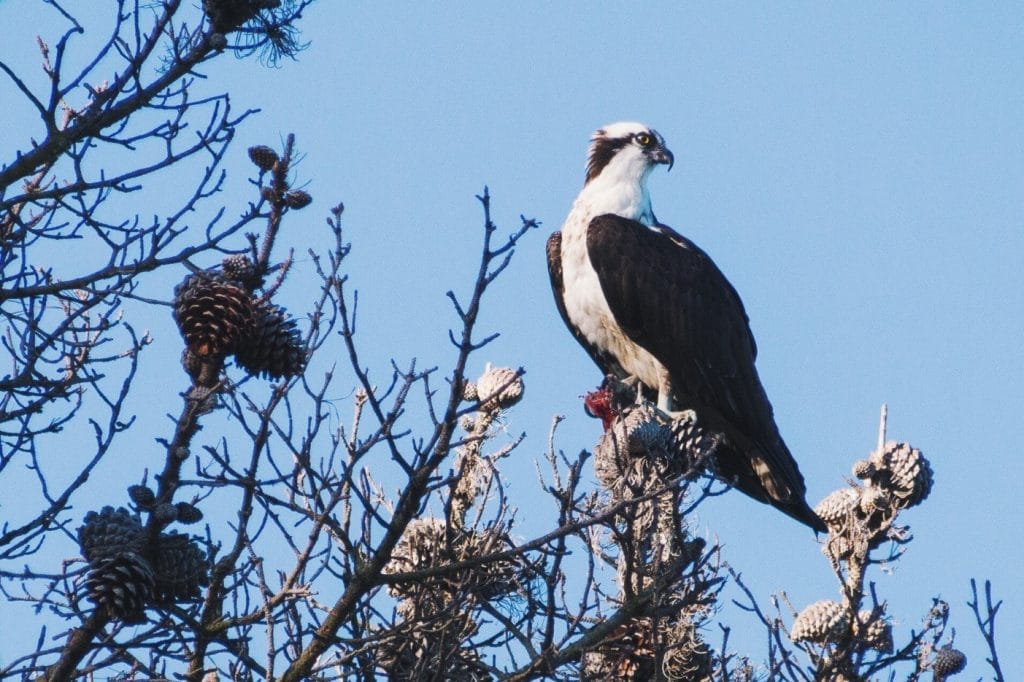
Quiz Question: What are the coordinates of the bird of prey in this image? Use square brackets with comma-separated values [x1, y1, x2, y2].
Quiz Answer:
[546, 122, 824, 531]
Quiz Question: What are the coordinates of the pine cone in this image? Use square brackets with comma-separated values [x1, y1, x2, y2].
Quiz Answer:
[84, 551, 155, 623]
[283, 189, 313, 209]
[127, 485, 156, 510]
[852, 459, 875, 479]
[814, 488, 860, 528]
[932, 646, 967, 678]
[175, 502, 204, 524]
[627, 418, 672, 453]
[581, 617, 657, 682]
[790, 600, 849, 644]
[668, 411, 717, 468]
[596, 407, 661, 463]
[858, 610, 893, 653]
[234, 300, 305, 380]
[78, 506, 144, 562]
[221, 254, 260, 290]
[869, 442, 933, 509]
[247, 145, 279, 171]
[204, 0, 280, 33]
[459, 530, 522, 601]
[151, 533, 210, 603]
[173, 273, 254, 358]
[475, 366, 524, 410]
[926, 600, 950, 625]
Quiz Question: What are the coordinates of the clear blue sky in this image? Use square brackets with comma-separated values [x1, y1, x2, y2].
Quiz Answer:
[3, 2, 1022, 676]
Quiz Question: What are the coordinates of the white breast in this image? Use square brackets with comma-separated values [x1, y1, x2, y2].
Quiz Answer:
[559, 215, 665, 389]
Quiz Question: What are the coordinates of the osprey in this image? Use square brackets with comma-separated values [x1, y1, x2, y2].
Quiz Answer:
[547, 122, 825, 531]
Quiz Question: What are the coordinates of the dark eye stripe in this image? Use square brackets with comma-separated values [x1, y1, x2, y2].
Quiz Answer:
[585, 135, 631, 183]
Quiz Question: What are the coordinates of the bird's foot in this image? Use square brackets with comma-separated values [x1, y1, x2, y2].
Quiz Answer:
[604, 374, 645, 406]
[618, 375, 644, 405]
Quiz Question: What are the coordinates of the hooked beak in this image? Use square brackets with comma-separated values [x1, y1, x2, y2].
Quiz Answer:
[648, 144, 674, 171]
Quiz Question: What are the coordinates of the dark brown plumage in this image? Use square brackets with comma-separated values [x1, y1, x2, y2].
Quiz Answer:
[548, 214, 824, 532]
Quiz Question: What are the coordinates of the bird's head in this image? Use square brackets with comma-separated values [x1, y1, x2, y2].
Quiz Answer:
[585, 122, 674, 186]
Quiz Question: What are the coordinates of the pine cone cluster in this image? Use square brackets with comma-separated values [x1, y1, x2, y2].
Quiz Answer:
[386, 518, 523, 606]
[173, 267, 306, 383]
[594, 406, 709, 497]
[127, 485, 202, 525]
[77, 505, 210, 622]
[245, 142, 314, 210]
[790, 599, 849, 644]
[383, 518, 449, 584]
[860, 441, 933, 509]
[858, 486, 888, 514]
[377, 518, 491, 680]
[814, 441, 933, 550]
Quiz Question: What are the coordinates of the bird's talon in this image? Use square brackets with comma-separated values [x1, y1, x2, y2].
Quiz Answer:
[668, 409, 697, 423]
[652, 407, 697, 424]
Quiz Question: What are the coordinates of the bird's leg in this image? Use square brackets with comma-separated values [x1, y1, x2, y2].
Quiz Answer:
[656, 368, 698, 423]
[656, 367, 674, 412]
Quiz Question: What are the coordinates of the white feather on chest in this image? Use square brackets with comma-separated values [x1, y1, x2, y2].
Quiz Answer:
[559, 213, 666, 390]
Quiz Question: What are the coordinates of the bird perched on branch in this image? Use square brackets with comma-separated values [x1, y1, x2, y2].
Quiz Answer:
[547, 122, 824, 531]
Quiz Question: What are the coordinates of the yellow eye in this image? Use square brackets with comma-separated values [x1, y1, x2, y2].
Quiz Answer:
[635, 133, 652, 146]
